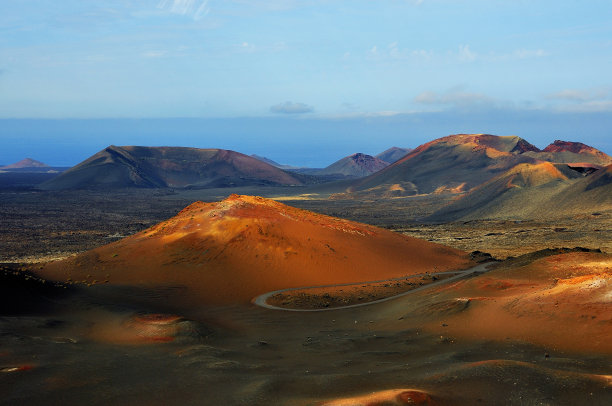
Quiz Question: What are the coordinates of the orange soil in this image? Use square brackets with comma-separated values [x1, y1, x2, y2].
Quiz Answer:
[502, 162, 567, 188]
[320, 389, 436, 406]
[423, 252, 612, 353]
[38, 195, 472, 305]
[83, 311, 191, 345]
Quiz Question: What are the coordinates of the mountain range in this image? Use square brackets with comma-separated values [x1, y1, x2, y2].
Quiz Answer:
[19, 134, 612, 222]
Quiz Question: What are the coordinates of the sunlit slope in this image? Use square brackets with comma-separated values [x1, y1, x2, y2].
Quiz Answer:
[39, 195, 472, 304]
[429, 162, 612, 221]
[352, 134, 540, 194]
[404, 251, 612, 353]
[350, 134, 611, 196]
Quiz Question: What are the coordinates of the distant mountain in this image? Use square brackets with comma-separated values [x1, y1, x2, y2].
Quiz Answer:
[522, 140, 612, 165]
[543, 140, 606, 154]
[1, 158, 49, 169]
[351, 134, 539, 195]
[350, 134, 612, 197]
[250, 154, 299, 170]
[40, 146, 305, 190]
[375, 147, 413, 164]
[318, 153, 389, 178]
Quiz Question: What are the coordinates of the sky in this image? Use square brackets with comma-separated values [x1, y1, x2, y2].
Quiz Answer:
[1, 0, 611, 166]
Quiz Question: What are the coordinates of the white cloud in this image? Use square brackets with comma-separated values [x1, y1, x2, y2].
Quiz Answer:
[232, 41, 287, 54]
[457, 44, 476, 62]
[554, 100, 612, 113]
[547, 88, 611, 102]
[367, 42, 433, 61]
[450, 46, 548, 63]
[157, 0, 210, 20]
[411, 49, 433, 59]
[547, 87, 612, 112]
[414, 86, 494, 109]
[270, 101, 313, 114]
[512, 49, 547, 59]
[141, 50, 166, 58]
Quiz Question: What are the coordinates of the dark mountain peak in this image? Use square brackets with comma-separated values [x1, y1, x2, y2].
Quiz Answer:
[543, 140, 596, 154]
[349, 152, 370, 161]
[511, 138, 541, 153]
[318, 153, 389, 177]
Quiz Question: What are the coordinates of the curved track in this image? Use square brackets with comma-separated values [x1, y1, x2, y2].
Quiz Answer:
[252, 262, 493, 312]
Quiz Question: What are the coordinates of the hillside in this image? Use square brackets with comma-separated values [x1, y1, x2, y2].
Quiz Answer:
[250, 154, 299, 170]
[428, 162, 612, 221]
[38, 195, 473, 305]
[349, 134, 611, 197]
[351, 134, 540, 195]
[40, 146, 305, 190]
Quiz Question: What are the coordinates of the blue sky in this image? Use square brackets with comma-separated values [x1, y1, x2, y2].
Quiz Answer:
[1, 0, 611, 166]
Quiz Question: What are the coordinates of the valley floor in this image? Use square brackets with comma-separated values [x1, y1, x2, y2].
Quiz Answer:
[1, 188, 611, 405]
[1, 188, 610, 262]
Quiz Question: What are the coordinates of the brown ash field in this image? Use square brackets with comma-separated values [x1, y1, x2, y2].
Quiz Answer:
[1, 188, 611, 405]
[1, 187, 610, 262]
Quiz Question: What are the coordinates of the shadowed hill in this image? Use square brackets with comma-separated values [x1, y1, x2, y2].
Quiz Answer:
[318, 153, 389, 177]
[428, 163, 612, 221]
[38, 195, 473, 305]
[426, 162, 573, 221]
[540, 163, 612, 215]
[375, 147, 413, 164]
[40, 146, 305, 190]
[250, 154, 299, 170]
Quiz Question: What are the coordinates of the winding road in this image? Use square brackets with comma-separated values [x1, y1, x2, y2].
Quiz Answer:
[252, 262, 494, 312]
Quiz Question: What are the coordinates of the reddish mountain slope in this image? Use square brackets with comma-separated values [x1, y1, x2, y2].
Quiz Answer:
[1, 158, 49, 169]
[38, 195, 473, 305]
[349, 134, 610, 197]
[414, 251, 612, 353]
[525, 140, 612, 165]
[352, 134, 539, 194]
